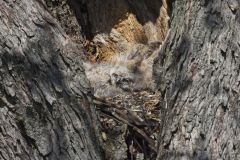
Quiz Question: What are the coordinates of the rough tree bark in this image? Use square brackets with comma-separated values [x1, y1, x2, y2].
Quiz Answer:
[154, 0, 240, 159]
[1, 0, 240, 160]
[0, 0, 103, 159]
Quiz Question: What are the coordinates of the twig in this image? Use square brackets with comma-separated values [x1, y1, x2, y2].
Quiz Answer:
[93, 97, 157, 153]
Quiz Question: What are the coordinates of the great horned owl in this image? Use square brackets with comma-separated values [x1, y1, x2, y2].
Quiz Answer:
[109, 42, 161, 91]
[83, 42, 161, 98]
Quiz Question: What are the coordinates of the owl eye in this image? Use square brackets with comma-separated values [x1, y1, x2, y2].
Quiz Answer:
[112, 73, 118, 77]
[122, 78, 129, 83]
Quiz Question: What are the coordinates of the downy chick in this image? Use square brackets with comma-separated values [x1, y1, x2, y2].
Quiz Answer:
[109, 42, 161, 91]
[83, 42, 161, 98]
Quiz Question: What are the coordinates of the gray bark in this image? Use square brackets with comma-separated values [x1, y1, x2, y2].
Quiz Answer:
[154, 0, 240, 159]
[0, 0, 102, 159]
[2, 0, 240, 160]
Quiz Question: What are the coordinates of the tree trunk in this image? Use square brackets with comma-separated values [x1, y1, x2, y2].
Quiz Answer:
[2, 0, 240, 160]
[154, 0, 240, 159]
[0, 0, 102, 159]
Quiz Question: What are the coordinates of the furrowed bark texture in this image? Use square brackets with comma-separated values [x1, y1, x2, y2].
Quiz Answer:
[0, 0, 102, 159]
[155, 0, 240, 159]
